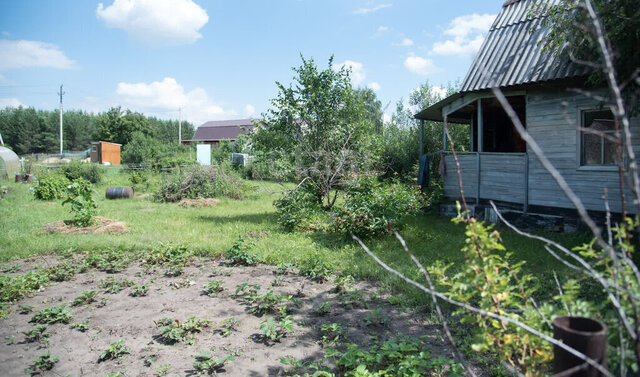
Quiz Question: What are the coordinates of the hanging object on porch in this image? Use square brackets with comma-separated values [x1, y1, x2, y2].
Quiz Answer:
[418, 154, 430, 188]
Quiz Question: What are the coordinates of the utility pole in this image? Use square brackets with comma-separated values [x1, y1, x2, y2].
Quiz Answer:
[58, 84, 65, 156]
[178, 107, 182, 144]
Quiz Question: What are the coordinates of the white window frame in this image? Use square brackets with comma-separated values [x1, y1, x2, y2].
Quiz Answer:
[577, 107, 619, 171]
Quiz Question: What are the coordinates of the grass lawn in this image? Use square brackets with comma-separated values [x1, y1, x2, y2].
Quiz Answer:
[0, 168, 591, 306]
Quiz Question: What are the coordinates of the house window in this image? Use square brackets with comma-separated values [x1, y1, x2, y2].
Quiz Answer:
[581, 109, 617, 166]
[92, 146, 97, 152]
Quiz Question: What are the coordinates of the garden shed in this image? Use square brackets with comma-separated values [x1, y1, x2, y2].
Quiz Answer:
[90, 141, 121, 165]
[415, 0, 639, 225]
[0, 146, 20, 180]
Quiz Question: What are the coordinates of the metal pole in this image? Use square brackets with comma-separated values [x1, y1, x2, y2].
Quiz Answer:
[0, 132, 4, 146]
[178, 107, 182, 144]
[58, 84, 65, 156]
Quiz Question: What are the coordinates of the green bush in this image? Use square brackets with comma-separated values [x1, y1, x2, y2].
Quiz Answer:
[154, 165, 248, 202]
[62, 178, 97, 227]
[334, 174, 422, 238]
[33, 174, 70, 200]
[59, 160, 103, 184]
[273, 181, 324, 231]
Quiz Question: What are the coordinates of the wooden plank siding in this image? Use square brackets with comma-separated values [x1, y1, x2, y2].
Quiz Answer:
[442, 88, 640, 214]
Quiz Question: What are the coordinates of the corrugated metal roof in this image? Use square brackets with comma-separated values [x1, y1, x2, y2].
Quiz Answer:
[459, 0, 591, 92]
[191, 120, 256, 142]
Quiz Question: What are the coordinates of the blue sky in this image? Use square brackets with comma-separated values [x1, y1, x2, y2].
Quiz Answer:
[0, 0, 503, 126]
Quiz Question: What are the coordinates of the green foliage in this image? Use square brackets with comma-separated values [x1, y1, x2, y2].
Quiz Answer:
[536, 0, 639, 114]
[30, 304, 73, 324]
[328, 337, 462, 377]
[122, 131, 193, 166]
[155, 165, 248, 202]
[83, 249, 132, 273]
[33, 173, 69, 200]
[62, 178, 97, 227]
[141, 244, 193, 268]
[99, 340, 131, 362]
[0, 269, 51, 304]
[47, 262, 77, 282]
[130, 284, 150, 297]
[99, 276, 134, 294]
[299, 257, 334, 283]
[155, 316, 209, 345]
[274, 182, 325, 231]
[70, 321, 90, 332]
[59, 160, 103, 184]
[260, 315, 293, 342]
[334, 174, 422, 238]
[71, 290, 97, 306]
[320, 322, 343, 345]
[96, 106, 153, 146]
[23, 325, 50, 344]
[25, 350, 58, 375]
[333, 275, 355, 294]
[224, 237, 262, 266]
[193, 352, 235, 374]
[247, 289, 291, 315]
[313, 302, 331, 315]
[218, 316, 240, 337]
[258, 55, 381, 208]
[204, 280, 225, 297]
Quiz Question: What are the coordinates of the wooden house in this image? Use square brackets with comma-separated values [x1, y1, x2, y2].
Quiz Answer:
[90, 141, 121, 165]
[182, 119, 255, 147]
[415, 0, 639, 228]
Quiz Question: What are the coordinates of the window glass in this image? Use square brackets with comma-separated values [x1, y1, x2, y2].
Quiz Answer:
[581, 109, 616, 166]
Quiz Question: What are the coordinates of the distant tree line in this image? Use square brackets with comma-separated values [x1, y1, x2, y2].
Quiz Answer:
[0, 106, 194, 155]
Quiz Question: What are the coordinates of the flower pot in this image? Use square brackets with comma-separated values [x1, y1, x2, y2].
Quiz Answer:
[553, 316, 607, 377]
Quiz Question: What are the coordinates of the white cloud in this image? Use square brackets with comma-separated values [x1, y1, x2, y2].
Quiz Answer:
[0, 98, 25, 108]
[116, 77, 236, 125]
[367, 82, 381, 91]
[377, 26, 389, 32]
[0, 39, 76, 70]
[395, 38, 413, 47]
[354, 4, 392, 15]
[334, 60, 365, 86]
[432, 86, 448, 99]
[243, 104, 255, 116]
[383, 113, 392, 124]
[96, 0, 209, 46]
[431, 13, 495, 56]
[404, 56, 438, 76]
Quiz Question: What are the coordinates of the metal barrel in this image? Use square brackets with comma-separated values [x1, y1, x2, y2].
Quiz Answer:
[553, 316, 607, 377]
[105, 186, 134, 199]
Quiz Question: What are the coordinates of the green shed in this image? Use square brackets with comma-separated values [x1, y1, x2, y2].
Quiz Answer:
[0, 146, 20, 181]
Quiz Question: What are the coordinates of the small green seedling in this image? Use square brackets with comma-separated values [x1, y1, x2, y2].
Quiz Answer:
[193, 352, 235, 374]
[313, 302, 331, 315]
[259, 315, 293, 342]
[333, 275, 355, 294]
[18, 305, 35, 314]
[99, 340, 130, 362]
[47, 262, 77, 282]
[155, 316, 209, 345]
[204, 280, 224, 297]
[130, 284, 150, 297]
[271, 277, 285, 287]
[210, 267, 232, 277]
[365, 308, 386, 327]
[275, 263, 294, 275]
[247, 289, 291, 315]
[30, 304, 73, 324]
[320, 323, 344, 345]
[99, 277, 134, 294]
[23, 325, 50, 344]
[164, 265, 183, 277]
[218, 317, 240, 337]
[71, 321, 89, 332]
[155, 364, 172, 376]
[1, 263, 19, 273]
[96, 297, 109, 308]
[25, 350, 58, 374]
[234, 282, 260, 298]
[71, 290, 97, 306]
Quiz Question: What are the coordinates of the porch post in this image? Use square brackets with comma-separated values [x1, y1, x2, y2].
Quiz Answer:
[476, 99, 483, 205]
[419, 119, 424, 156]
[477, 99, 483, 152]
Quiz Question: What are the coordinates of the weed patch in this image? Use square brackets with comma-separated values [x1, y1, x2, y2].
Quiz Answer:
[30, 305, 73, 324]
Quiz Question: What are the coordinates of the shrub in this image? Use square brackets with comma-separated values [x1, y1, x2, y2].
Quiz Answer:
[154, 165, 248, 202]
[273, 181, 324, 231]
[224, 237, 262, 266]
[59, 160, 103, 184]
[62, 178, 97, 227]
[33, 174, 69, 200]
[333, 174, 422, 238]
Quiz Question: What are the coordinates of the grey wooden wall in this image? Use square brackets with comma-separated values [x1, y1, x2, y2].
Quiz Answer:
[441, 88, 639, 214]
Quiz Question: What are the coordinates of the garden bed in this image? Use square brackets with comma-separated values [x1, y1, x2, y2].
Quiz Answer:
[0, 253, 465, 376]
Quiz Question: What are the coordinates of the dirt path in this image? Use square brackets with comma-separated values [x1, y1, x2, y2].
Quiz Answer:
[0, 256, 458, 376]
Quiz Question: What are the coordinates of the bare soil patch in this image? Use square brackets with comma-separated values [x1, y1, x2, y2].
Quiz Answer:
[0, 256, 461, 376]
[179, 198, 220, 208]
[40, 217, 129, 235]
